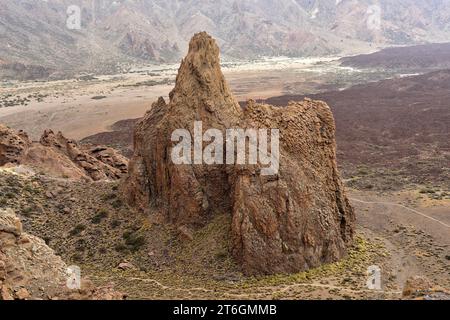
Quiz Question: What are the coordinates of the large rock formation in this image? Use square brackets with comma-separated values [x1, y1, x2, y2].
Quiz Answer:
[123, 32, 355, 275]
[0, 124, 128, 181]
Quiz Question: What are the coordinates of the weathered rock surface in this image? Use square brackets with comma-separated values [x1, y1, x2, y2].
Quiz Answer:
[0, 208, 124, 300]
[0, 124, 30, 166]
[0, 207, 67, 300]
[39, 129, 128, 180]
[123, 32, 355, 275]
[0, 125, 128, 181]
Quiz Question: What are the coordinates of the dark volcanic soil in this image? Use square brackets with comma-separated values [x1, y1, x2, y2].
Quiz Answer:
[340, 43, 450, 71]
[80, 118, 138, 158]
[265, 69, 450, 191]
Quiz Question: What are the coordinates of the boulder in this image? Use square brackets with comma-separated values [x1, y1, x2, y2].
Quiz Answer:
[117, 261, 136, 271]
[0, 124, 30, 166]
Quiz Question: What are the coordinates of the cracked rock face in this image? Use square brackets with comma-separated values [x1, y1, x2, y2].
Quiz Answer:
[0, 124, 30, 166]
[123, 32, 355, 275]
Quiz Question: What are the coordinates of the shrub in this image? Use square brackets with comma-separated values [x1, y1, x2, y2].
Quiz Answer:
[70, 224, 86, 236]
[103, 193, 117, 201]
[72, 253, 83, 262]
[110, 219, 121, 228]
[114, 243, 128, 252]
[21, 206, 34, 216]
[91, 209, 108, 224]
[112, 199, 123, 209]
[123, 230, 146, 252]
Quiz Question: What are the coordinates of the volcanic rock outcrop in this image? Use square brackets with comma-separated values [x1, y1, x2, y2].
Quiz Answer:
[39, 129, 128, 180]
[0, 208, 67, 300]
[0, 124, 128, 181]
[0, 208, 124, 300]
[0, 125, 30, 166]
[123, 32, 355, 275]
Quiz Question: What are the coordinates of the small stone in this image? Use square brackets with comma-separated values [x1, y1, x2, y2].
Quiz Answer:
[117, 262, 136, 271]
[1, 285, 14, 300]
[18, 235, 31, 245]
[15, 288, 30, 300]
[177, 226, 194, 241]
[0, 209, 23, 236]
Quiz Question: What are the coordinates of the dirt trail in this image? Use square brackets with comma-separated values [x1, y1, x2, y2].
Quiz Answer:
[350, 198, 450, 228]
[350, 191, 450, 291]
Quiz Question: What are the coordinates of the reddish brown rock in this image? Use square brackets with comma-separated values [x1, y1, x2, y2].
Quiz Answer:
[87, 145, 129, 175]
[15, 288, 30, 300]
[123, 32, 355, 275]
[0, 208, 67, 300]
[123, 32, 241, 221]
[39, 129, 128, 181]
[0, 208, 124, 300]
[0, 124, 30, 166]
[0, 125, 128, 181]
[232, 100, 354, 274]
[1, 285, 13, 300]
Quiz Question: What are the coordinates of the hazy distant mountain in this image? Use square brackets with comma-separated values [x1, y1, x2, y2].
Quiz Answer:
[1, 0, 450, 79]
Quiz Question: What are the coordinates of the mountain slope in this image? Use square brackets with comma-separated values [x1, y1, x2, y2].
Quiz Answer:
[1, 0, 450, 79]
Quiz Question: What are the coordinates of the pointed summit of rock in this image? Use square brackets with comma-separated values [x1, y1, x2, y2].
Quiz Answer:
[169, 31, 241, 121]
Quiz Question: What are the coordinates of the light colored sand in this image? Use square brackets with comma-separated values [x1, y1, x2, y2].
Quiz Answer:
[0, 57, 364, 140]
[0, 86, 171, 140]
[0, 72, 285, 140]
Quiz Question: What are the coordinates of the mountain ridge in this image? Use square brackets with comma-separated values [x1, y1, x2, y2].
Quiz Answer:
[2, 0, 450, 79]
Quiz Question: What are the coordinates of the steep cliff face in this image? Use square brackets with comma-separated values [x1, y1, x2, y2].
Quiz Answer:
[123, 32, 355, 275]
[0, 208, 67, 300]
[232, 100, 354, 274]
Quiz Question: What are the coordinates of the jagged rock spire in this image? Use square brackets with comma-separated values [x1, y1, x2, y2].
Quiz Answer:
[169, 32, 241, 122]
[123, 32, 355, 275]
